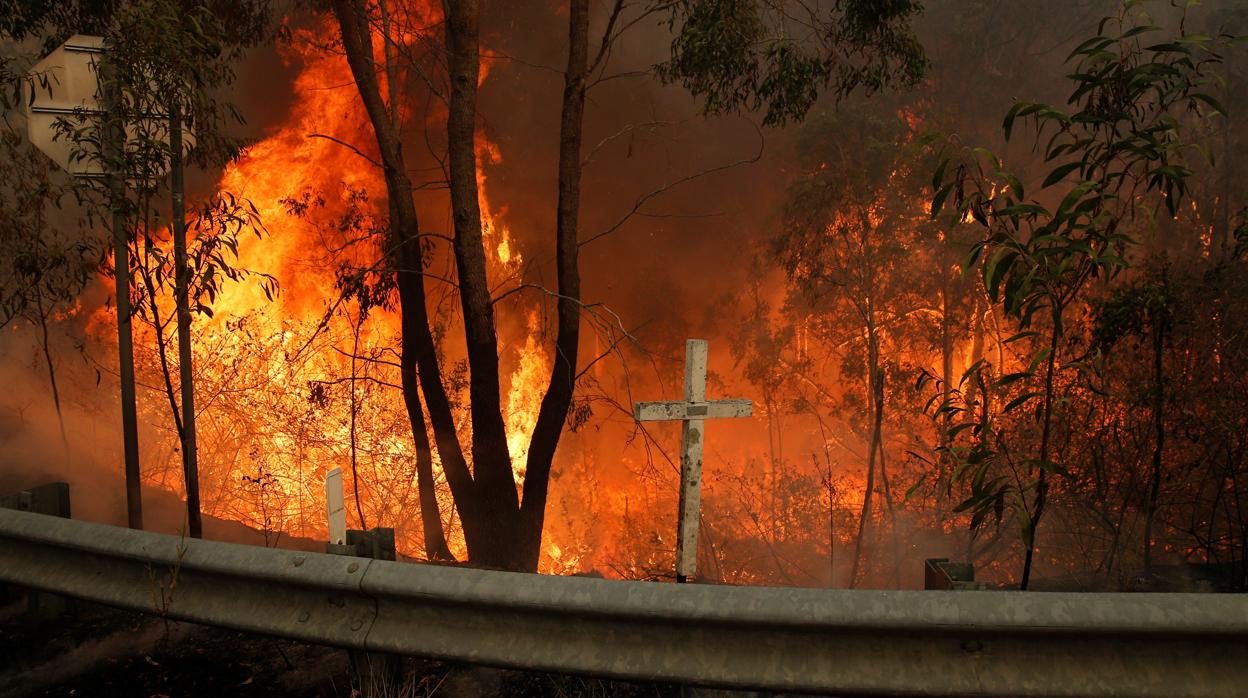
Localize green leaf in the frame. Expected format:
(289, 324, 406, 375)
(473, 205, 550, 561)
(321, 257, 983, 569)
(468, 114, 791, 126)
(994, 371, 1033, 387)
(972, 147, 1001, 170)
(1015, 491, 1032, 541)
(1120, 24, 1162, 39)
(1003, 330, 1039, 344)
(1042, 161, 1083, 188)
(1191, 92, 1225, 115)
(949, 422, 978, 439)
(1027, 346, 1052, 373)
(954, 493, 984, 513)
(984, 249, 1017, 300)
(931, 183, 954, 219)
(932, 158, 949, 190)
(1003, 102, 1024, 141)
(999, 171, 1025, 200)
(1003, 392, 1042, 413)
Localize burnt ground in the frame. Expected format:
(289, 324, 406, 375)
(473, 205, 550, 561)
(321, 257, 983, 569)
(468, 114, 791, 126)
(0, 587, 777, 698)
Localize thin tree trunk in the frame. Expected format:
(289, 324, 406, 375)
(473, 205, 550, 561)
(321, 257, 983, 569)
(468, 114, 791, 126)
(940, 274, 952, 452)
(516, 0, 589, 571)
(139, 238, 185, 457)
(103, 53, 143, 531)
(766, 385, 779, 540)
(1020, 311, 1061, 590)
(33, 284, 69, 454)
(874, 377, 901, 587)
(965, 292, 986, 407)
(850, 336, 883, 588)
(170, 104, 202, 539)
(405, 376, 453, 560)
(348, 313, 366, 530)
(1143, 303, 1166, 571)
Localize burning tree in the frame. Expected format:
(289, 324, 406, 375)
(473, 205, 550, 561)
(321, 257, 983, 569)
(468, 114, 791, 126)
(327, 0, 926, 571)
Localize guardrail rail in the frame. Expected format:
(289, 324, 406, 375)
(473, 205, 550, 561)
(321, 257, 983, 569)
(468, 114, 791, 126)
(1, 507, 1245, 697)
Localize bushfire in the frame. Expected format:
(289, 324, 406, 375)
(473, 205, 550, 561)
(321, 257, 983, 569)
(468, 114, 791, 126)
(2, 0, 1246, 596)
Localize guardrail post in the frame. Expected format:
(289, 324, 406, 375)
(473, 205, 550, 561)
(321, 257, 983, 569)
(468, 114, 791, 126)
(330, 527, 400, 694)
(0, 483, 73, 618)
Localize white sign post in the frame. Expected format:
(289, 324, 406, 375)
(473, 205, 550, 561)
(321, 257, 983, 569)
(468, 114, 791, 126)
(634, 339, 752, 583)
(326, 467, 346, 546)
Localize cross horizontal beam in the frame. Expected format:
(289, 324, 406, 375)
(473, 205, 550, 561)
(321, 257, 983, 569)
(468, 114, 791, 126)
(634, 399, 752, 422)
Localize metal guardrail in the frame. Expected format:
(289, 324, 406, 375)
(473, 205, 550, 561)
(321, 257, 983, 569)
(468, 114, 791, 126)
(1, 507, 1246, 697)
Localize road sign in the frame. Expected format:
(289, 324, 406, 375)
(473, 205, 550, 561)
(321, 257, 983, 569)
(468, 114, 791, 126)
(24, 34, 194, 178)
(24, 34, 107, 176)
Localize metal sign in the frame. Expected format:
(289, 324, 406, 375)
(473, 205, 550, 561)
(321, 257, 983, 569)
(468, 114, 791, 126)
(24, 34, 194, 178)
(24, 34, 107, 176)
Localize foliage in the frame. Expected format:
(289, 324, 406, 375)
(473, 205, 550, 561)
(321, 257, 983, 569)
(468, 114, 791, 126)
(0, 129, 101, 330)
(923, 2, 1232, 586)
(130, 192, 276, 324)
(655, 0, 927, 125)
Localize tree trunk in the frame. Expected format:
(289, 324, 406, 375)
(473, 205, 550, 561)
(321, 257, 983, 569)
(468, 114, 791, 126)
(849, 331, 883, 588)
(170, 103, 203, 539)
(443, 0, 523, 570)
(335, 0, 589, 571)
(1020, 312, 1061, 590)
(404, 376, 454, 560)
(874, 373, 900, 587)
(940, 273, 953, 452)
(1143, 304, 1166, 571)
(348, 314, 366, 530)
(33, 284, 69, 454)
(330, 0, 468, 558)
(103, 52, 143, 531)
(516, 0, 589, 571)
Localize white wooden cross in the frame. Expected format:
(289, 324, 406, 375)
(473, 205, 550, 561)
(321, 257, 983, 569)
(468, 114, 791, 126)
(634, 339, 752, 582)
(325, 467, 346, 546)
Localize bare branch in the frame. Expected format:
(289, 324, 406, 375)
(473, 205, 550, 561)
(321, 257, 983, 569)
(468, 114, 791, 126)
(579, 120, 765, 248)
(306, 132, 382, 169)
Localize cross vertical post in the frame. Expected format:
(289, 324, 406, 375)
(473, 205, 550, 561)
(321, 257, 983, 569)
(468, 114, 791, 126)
(634, 339, 752, 583)
(676, 339, 707, 583)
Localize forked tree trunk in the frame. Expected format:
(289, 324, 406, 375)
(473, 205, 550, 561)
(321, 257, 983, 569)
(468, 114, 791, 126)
(331, 0, 467, 558)
(334, 0, 588, 571)
(443, 0, 524, 569)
